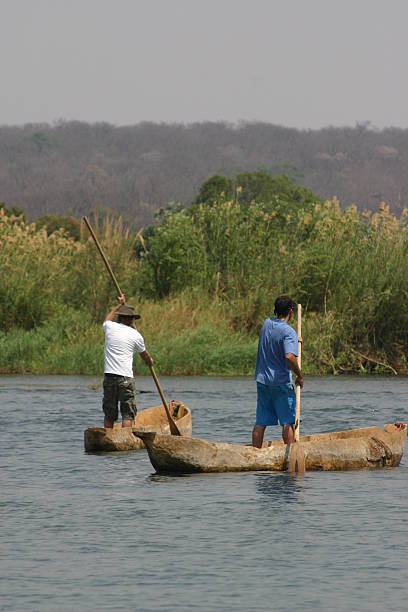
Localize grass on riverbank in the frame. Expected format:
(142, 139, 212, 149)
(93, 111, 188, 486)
(0, 297, 258, 376)
(0, 294, 404, 376)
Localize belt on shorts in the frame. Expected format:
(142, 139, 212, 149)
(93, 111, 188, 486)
(104, 373, 126, 378)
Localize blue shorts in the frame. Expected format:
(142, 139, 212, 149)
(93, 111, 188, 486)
(256, 382, 296, 426)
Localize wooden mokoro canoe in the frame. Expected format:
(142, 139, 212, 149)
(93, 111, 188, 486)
(136, 423, 407, 473)
(84, 401, 192, 452)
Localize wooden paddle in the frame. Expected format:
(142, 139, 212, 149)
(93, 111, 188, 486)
(83, 216, 182, 436)
(288, 303, 306, 473)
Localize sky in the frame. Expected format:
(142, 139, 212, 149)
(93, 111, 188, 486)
(1, 0, 408, 129)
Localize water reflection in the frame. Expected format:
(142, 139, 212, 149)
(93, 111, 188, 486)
(255, 472, 305, 505)
(148, 472, 190, 482)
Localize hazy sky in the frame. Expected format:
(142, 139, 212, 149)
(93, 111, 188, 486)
(1, 0, 407, 129)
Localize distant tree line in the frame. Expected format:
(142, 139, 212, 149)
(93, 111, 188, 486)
(1, 120, 408, 226)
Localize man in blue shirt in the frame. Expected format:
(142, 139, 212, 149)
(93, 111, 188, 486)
(252, 295, 304, 448)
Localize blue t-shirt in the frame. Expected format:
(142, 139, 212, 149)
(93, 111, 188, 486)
(255, 318, 298, 386)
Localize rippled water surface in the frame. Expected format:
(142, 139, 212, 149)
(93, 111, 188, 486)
(1, 375, 408, 611)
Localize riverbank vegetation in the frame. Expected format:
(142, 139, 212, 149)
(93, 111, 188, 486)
(1, 173, 407, 376)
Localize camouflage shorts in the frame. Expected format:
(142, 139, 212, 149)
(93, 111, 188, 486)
(102, 374, 137, 423)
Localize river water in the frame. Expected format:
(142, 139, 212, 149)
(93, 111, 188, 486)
(1, 375, 408, 611)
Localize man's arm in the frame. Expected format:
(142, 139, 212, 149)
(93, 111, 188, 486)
(104, 294, 125, 322)
(285, 353, 304, 388)
(139, 350, 153, 367)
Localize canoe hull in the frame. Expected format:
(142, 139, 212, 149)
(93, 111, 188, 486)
(138, 424, 407, 473)
(84, 402, 192, 452)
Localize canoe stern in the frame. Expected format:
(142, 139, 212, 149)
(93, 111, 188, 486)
(84, 402, 192, 453)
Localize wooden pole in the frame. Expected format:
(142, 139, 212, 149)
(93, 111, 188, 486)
(83, 216, 122, 296)
(294, 303, 302, 442)
(149, 366, 182, 436)
(288, 303, 305, 473)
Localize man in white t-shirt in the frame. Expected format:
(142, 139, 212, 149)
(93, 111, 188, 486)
(102, 294, 153, 428)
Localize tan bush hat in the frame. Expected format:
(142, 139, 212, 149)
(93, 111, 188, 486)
(116, 304, 141, 319)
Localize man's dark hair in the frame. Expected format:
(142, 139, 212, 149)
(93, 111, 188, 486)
(274, 295, 296, 317)
(117, 315, 134, 326)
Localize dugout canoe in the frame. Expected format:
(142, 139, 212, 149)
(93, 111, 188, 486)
(84, 401, 192, 452)
(136, 423, 407, 473)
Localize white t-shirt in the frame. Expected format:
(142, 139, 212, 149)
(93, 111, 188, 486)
(103, 320, 146, 377)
